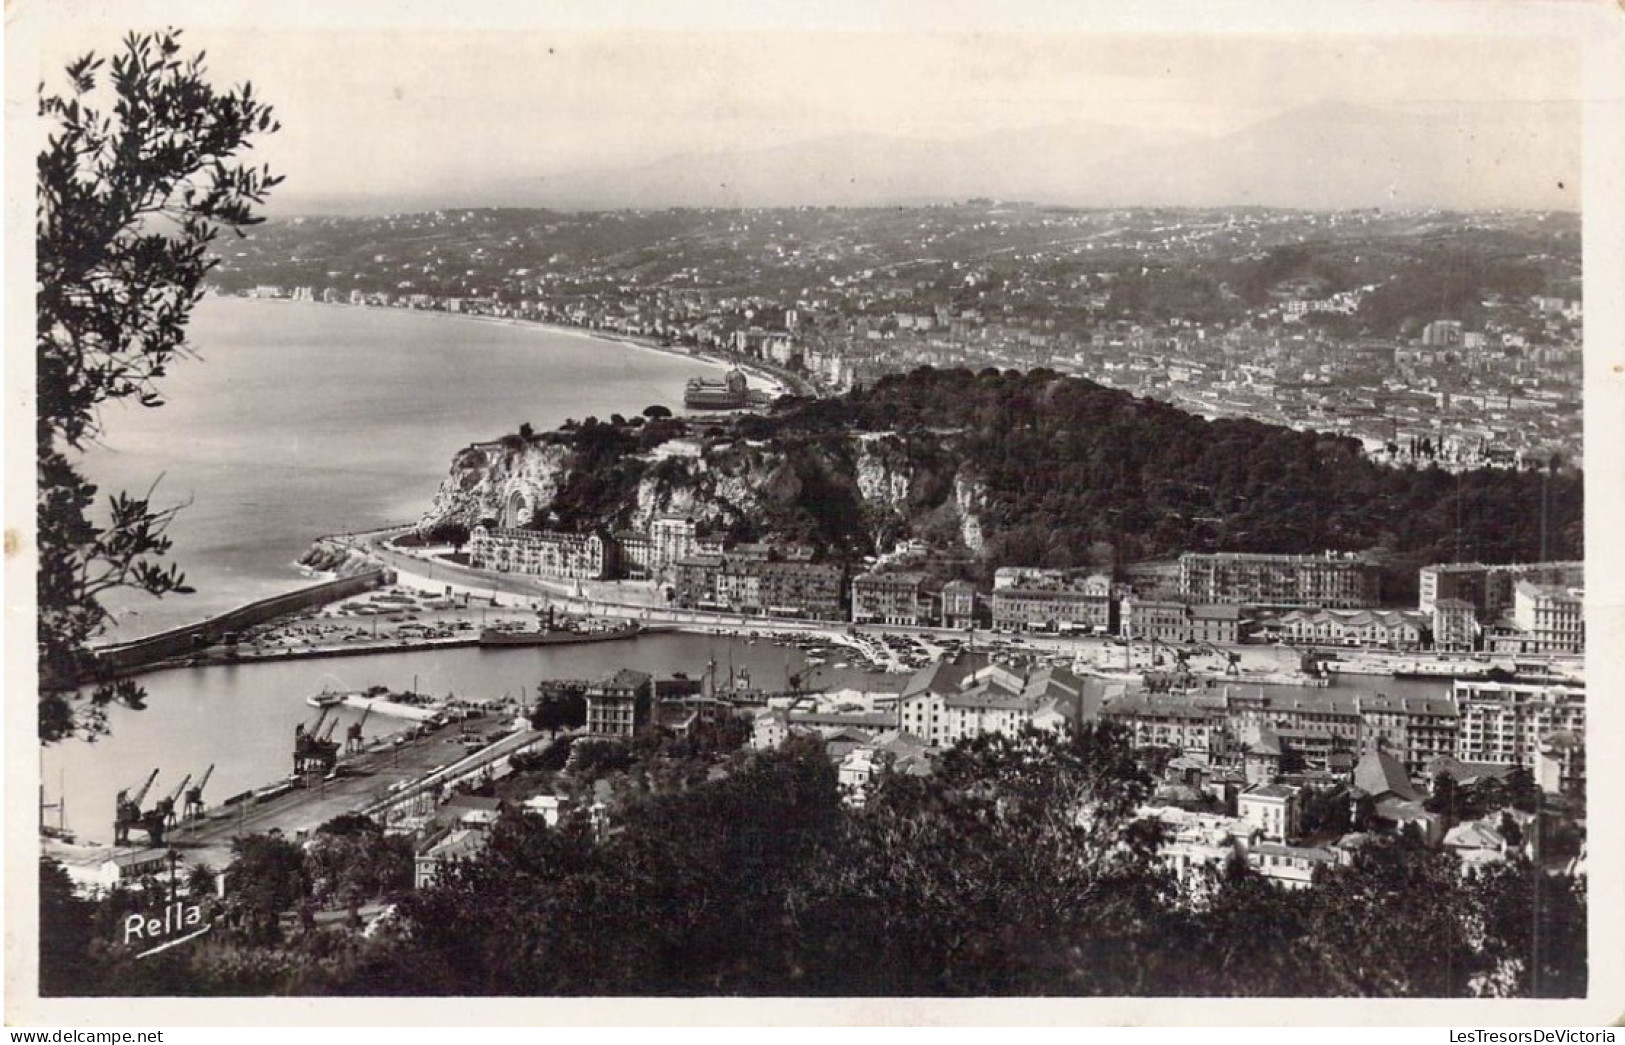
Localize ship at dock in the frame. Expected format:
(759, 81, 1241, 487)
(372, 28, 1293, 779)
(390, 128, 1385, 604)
(476, 619, 646, 647)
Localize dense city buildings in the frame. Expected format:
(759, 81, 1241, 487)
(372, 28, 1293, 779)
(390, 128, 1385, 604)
(1418, 561, 1584, 617)
(212, 206, 1583, 474)
(671, 551, 844, 620)
(1418, 561, 1586, 653)
(1102, 684, 1461, 779)
(1502, 581, 1585, 654)
(896, 655, 1096, 747)
(619, 515, 700, 582)
(1100, 691, 1228, 762)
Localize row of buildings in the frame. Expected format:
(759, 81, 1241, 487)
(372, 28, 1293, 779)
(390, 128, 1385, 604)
(673, 545, 846, 620)
(1097, 676, 1584, 793)
(464, 522, 1583, 654)
(578, 646, 1584, 800)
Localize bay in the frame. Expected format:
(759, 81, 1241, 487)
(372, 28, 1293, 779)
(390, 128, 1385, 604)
(79, 296, 728, 639)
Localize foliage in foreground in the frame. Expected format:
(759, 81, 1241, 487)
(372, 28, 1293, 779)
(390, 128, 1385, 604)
(37, 30, 281, 741)
(44, 726, 1585, 998)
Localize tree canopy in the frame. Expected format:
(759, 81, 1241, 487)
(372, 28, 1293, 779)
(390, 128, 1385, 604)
(37, 29, 281, 741)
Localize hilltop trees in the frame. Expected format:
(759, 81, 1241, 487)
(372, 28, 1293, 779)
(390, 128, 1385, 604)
(461, 366, 1580, 589)
(37, 29, 281, 741)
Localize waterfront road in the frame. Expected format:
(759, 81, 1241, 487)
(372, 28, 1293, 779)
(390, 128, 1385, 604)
(316, 529, 1584, 683)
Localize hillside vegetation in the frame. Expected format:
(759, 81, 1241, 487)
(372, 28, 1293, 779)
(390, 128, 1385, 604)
(425, 367, 1580, 602)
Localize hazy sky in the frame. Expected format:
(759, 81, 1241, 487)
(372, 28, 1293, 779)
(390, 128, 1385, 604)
(25, 7, 1588, 211)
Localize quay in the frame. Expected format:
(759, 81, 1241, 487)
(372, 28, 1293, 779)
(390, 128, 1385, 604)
(315, 691, 447, 722)
(155, 716, 552, 869)
(87, 568, 395, 677)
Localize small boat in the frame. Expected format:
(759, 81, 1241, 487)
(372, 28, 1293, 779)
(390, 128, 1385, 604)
(306, 690, 347, 708)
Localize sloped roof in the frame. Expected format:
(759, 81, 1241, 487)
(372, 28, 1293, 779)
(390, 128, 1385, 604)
(1354, 745, 1420, 802)
(426, 828, 487, 861)
(1374, 796, 1436, 825)
(604, 668, 652, 691)
(900, 654, 986, 700)
(1541, 730, 1582, 751)
(1444, 821, 1506, 851)
(1424, 754, 1515, 786)
(944, 682, 1034, 712)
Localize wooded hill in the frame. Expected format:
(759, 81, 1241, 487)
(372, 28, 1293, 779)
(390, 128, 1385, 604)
(498, 367, 1580, 604)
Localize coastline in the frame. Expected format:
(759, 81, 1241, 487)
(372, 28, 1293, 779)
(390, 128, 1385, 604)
(224, 294, 793, 399)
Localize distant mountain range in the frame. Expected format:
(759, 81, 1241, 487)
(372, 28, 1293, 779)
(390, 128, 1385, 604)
(282, 101, 1580, 215)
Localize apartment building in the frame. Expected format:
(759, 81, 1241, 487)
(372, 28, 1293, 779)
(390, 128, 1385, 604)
(670, 550, 844, 619)
(852, 571, 935, 626)
(1180, 551, 1380, 609)
(1101, 691, 1228, 764)
(990, 570, 1113, 633)
(1454, 679, 1585, 792)
(584, 669, 654, 738)
(1506, 581, 1584, 654)
(467, 525, 614, 581)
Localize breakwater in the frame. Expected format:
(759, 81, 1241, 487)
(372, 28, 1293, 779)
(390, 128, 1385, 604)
(91, 568, 396, 674)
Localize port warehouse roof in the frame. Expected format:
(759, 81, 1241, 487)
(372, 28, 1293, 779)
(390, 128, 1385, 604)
(1268, 608, 1428, 626)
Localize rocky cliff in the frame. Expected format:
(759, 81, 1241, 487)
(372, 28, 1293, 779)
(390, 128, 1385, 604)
(416, 425, 982, 559)
(419, 439, 574, 531)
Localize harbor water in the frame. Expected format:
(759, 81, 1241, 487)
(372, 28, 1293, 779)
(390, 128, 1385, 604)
(41, 632, 812, 842)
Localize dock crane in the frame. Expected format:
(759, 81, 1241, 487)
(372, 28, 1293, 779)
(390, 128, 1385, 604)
(346, 705, 372, 754)
(114, 769, 159, 846)
(183, 765, 214, 821)
(294, 706, 342, 775)
(1199, 642, 1243, 676)
(137, 774, 189, 846)
(154, 773, 190, 828)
